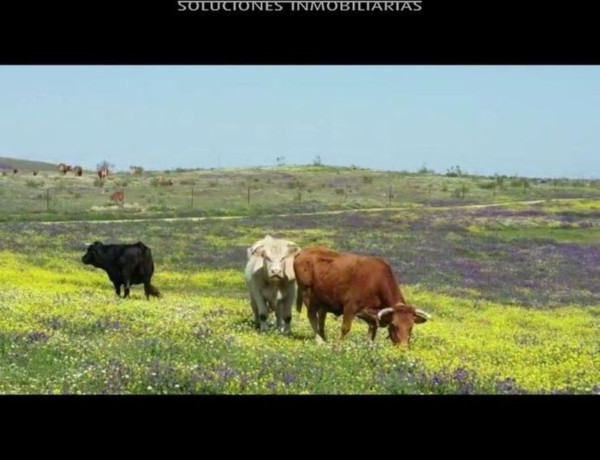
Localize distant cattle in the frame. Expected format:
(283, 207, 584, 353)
(245, 235, 301, 334)
(154, 175, 173, 186)
(12, 168, 18, 175)
(110, 190, 125, 205)
(97, 168, 109, 179)
(58, 163, 72, 174)
(81, 241, 161, 299)
(73, 166, 83, 176)
(33, 170, 39, 176)
(294, 247, 430, 348)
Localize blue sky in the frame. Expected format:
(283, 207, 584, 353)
(1, 66, 599, 178)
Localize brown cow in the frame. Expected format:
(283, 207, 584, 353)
(12, 168, 18, 175)
(33, 170, 39, 176)
(58, 163, 71, 174)
(73, 165, 83, 176)
(155, 175, 173, 186)
(98, 168, 109, 179)
(294, 247, 430, 348)
(110, 190, 124, 205)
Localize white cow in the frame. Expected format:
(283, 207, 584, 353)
(245, 235, 301, 334)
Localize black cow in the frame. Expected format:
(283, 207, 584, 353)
(82, 241, 161, 299)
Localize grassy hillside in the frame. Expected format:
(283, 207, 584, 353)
(0, 156, 59, 172)
(1, 163, 599, 222)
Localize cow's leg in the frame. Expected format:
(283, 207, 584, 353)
(307, 305, 325, 344)
(113, 281, 121, 297)
(122, 269, 132, 299)
(143, 281, 152, 300)
(317, 307, 327, 342)
(279, 288, 295, 335)
(275, 299, 283, 331)
(340, 308, 356, 341)
(357, 312, 378, 343)
(251, 287, 270, 333)
(250, 296, 260, 329)
(368, 324, 377, 342)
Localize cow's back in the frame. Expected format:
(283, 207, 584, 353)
(295, 247, 403, 312)
(118, 243, 154, 281)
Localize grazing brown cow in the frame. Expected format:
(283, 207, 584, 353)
(294, 247, 430, 348)
(58, 163, 70, 174)
(155, 175, 173, 186)
(12, 168, 18, 175)
(110, 190, 124, 205)
(33, 170, 39, 176)
(98, 168, 109, 179)
(73, 165, 83, 176)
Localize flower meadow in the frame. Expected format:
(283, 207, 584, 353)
(0, 199, 599, 394)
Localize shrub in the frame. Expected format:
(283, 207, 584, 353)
(478, 181, 496, 190)
(25, 180, 43, 188)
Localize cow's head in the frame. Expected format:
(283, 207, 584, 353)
(250, 238, 301, 282)
(82, 241, 104, 266)
(377, 304, 431, 349)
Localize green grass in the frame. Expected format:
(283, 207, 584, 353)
(478, 227, 600, 244)
(0, 254, 598, 394)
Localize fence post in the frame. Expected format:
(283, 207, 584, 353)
(388, 186, 392, 206)
(247, 186, 251, 205)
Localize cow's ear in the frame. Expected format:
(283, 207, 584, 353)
(251, 245, 265, 257)
(286, 243, 301, 257)
(250, 253, 264, 275)
(284, 255, 296, 281)
(89, 241, 102, 253)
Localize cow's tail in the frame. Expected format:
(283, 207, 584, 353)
(138, 242, 160, 298)
(147, 284, 161, 298)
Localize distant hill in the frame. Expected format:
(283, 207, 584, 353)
(0, 157, 59, 172)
